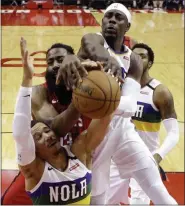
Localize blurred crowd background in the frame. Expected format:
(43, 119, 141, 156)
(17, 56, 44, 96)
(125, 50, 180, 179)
(1, 0, 184, 10)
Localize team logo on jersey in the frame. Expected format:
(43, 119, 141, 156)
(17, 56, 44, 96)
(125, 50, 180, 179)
(48, 167, 53, 171)
(140, 91, 149, 95)
(123, 56, 129, 61)
(69, 163, 80, 171)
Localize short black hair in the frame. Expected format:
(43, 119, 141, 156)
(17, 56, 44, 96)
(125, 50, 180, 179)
(46, 43, 75, 56)
(31, 120, 50, 128)
(132, 43, 155, 64)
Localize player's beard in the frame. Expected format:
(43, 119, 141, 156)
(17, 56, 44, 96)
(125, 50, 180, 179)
(45, 69, 72, 106)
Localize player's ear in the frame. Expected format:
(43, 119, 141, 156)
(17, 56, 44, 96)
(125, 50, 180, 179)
(125, 23, 131, 33)
(148, 61, 153, 69)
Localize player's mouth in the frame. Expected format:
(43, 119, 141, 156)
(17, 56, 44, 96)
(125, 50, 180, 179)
(106, 25, 117, 34)
(48, 140, 57, 147)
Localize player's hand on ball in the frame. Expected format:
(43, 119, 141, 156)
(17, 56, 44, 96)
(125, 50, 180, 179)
(56, 54, 88, 90)
(20, 37, 34, 80)
(81, 60, 103, 71)
(102, 56, 123, 79)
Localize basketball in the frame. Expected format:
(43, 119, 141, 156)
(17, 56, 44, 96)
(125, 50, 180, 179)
(72, 70, 121, 119)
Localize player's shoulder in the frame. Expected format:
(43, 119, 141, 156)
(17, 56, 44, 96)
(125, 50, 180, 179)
(154, 83, 174, 103)
(129, 51, 143, 73)
(82, 32, 104, 43)
(32, 84, 48, 107)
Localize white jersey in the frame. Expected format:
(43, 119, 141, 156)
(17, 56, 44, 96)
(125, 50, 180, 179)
(132, 79, 162, 153)
(97, 32, 132, 78)
(27, 146, 92, 205)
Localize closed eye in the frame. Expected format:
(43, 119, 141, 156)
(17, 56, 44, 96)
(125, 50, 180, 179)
(35, 132, 41, 140)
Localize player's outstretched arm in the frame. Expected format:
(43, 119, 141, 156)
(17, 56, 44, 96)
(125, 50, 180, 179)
(13, 37, 42, 180)
(32, 86, 80, 138)
(84, 114, 113, 153)
(153, 84, 179, 163)
(78, 33, 122, 78)
(71, 114, 113, 165)
(78, 33, 109, 62)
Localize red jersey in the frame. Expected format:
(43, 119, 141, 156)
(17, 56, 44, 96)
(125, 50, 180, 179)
(43, 82, 91, 144)
(124, 36, 132, 49)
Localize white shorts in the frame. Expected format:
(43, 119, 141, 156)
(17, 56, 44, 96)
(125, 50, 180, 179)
(105, 162, 130, 204)
(92, 116, 154, 196)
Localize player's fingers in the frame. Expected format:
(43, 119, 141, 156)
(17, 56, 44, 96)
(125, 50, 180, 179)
(67, 64, 81, 89)
(20, 37, 27, 58)
(117, 76, 124, 84)
(24, 50, 29, 66)
(101, 61, 109, 72)
(76, 61, 88, 77)
(56, 67, 65, 86)
(70, 64, 82, 89)
(64, 65, 73, 90)
(72, 76, 79, 90)
(107, 69, 111, 74)
(96, 61, 104, 70)
(78, 65, 88, 77)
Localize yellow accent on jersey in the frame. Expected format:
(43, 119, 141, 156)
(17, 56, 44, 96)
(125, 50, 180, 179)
(133, 119, 161, 132)
(72, 193, 91, 205)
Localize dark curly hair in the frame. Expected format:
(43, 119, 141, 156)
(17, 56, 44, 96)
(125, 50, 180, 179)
(46, 43, 74, 56)
(31, 120, 51, 128)
(132, 43, 155, 64)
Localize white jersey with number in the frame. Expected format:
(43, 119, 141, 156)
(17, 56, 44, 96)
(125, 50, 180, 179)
(91, 33, 155, 198)
(97, 32, 132, 79)
(132, 79, 162, 153)
(27, 146, 92, 205)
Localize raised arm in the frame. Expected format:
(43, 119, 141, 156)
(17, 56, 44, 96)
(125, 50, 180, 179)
(78, 33, 110, 62)
(78, 33, 122, 78)
(13, 37, 41, 180)
(71, 114, 113, 165)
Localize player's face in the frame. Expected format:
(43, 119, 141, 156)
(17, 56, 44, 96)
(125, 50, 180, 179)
(45, 48, 72, 105)
(133, 48, 150, 71)
(102, 11, 129, 39)
(46, 48, 68, 77)
(31, 123, 61, 159)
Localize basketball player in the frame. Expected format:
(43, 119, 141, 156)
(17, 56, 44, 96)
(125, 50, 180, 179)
(1, 39, 97, 205)
(2, 32, 177, 206)
(106, 43, 179, 205)
(12, 37, 114, 205)
(64, 3, 177, 204)
(57, 4, 143, 118)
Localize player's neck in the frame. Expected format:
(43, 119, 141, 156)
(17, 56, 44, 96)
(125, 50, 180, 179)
(141, 71, 152, 88)
(106, 37, 124, 52)
(47, 148, 68, 171)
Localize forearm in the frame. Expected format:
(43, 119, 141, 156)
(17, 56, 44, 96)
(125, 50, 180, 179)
(155, 118, 179, 159)
(51, 103, 80, 137)
(86, 114, 112, 152)
(79, 34, 110, 62)
(115, 77, 141, 117)
(13, 86, 35, 166)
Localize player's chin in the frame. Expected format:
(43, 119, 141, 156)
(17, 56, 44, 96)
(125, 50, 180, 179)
(49, 141, 61, 152)
(104, 32, 117, 38)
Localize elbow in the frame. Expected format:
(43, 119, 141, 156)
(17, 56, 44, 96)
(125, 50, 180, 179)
(81, 34, 91, 47)
(115, 96, 137, 117)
